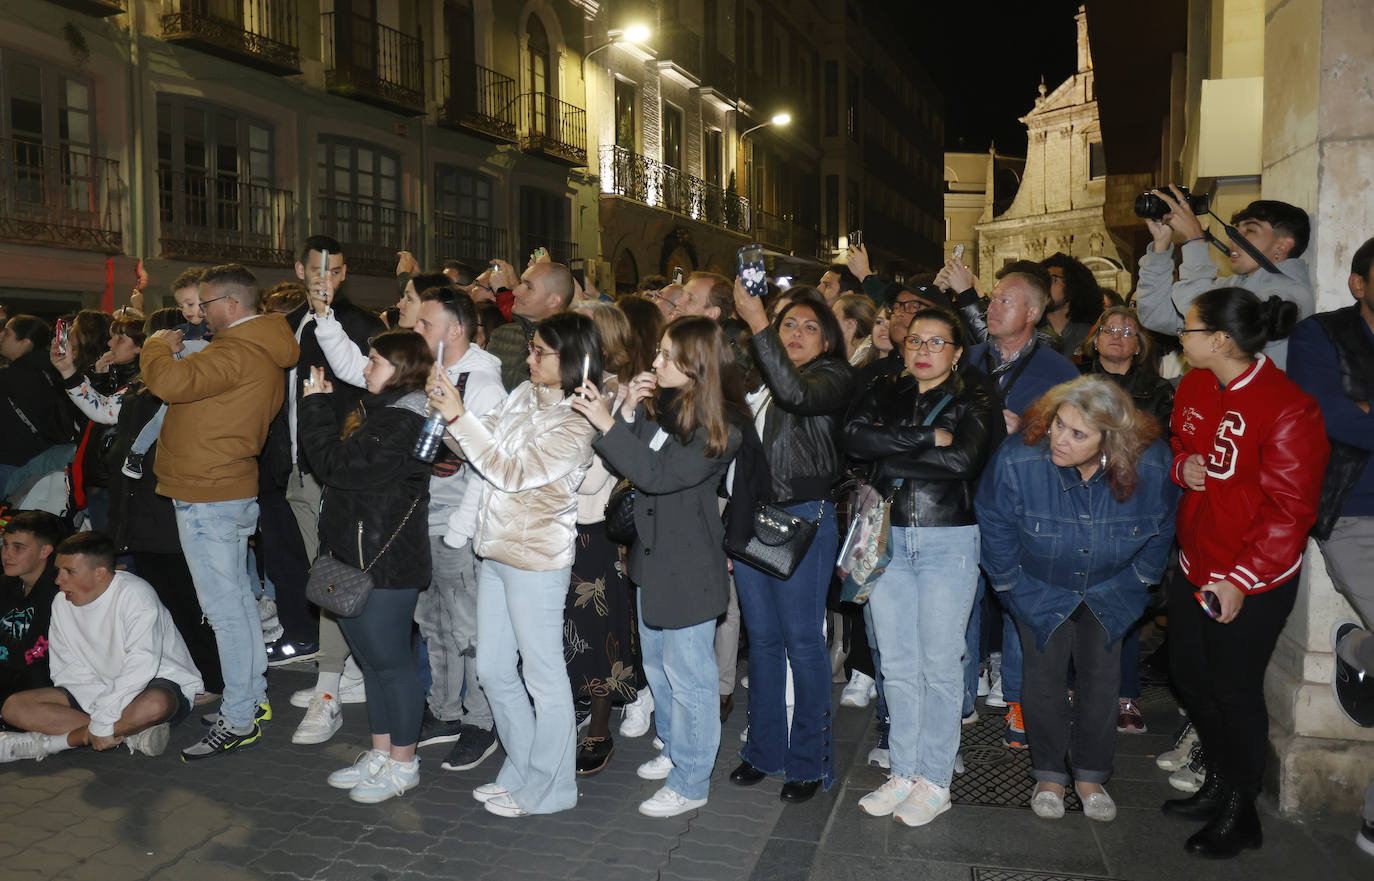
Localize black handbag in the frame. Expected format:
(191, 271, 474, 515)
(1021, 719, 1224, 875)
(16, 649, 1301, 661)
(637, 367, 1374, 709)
(604, 478, 638, 546)
(306, 496, 420, 618)
(726, 501, 824, 580)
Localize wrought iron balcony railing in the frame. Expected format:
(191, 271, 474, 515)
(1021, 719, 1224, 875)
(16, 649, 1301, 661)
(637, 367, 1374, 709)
(599, 146, 749, 234)
(160, 0, 300, 75)
(44, 0, 125, 16)
(516, 92, 587, 167)
(751, 208, 820, 258)
(157, 169, 294, 265)
(0, 138, 122, 253)
(433, 213, 508, 266)
(519, 235, 579, 265)
(437, 61, 518, 143)
(322, 12, 425, 116)
(314, 196, 418, 276)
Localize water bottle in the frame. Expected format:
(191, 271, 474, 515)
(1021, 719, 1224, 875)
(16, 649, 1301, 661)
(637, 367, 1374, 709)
(413, 408, 446, 463)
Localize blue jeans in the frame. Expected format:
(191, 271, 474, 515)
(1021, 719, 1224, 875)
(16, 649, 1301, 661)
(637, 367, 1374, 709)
(862, 601, 889, 722)
(338, 587, 423, 746)
(173, 498, 265, 729)
(734, 499, 836, 788)
(869, 525, 980, 787)
(638, 593, 720, 800)
(1000, 603, 1023, 704)
(962, 575, 987, 715)
(475, 560, 577, 815)
(131, 403, 167, 456)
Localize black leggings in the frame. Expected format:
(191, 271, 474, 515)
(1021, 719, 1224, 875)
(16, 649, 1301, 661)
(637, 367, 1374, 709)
(1166, 570, 1297, 796)
(338, 587, 423, 747)
(132, 552, 224, 694)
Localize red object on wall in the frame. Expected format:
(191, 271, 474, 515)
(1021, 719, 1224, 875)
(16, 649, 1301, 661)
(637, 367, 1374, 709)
(102, 257, 115, 313)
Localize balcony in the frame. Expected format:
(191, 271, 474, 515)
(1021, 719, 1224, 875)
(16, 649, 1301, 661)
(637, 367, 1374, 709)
(656, 27, 701, 85)
(751, 209, 819, 258)
(437, 61, 518, 144)
(160, 0, 300, 76)
(599, 145, 749, 234)
(322, 12, 425, 117)
(703, 50, 736, 95)
(433, 213, 508, 266)
(516, 92, 587, 167)
(520, 235, 579, 265)
(0, 138, 122, 254)
(44, 0, 125, 15)
(315, 196, 418, 276)
(157, 169, 294, 265)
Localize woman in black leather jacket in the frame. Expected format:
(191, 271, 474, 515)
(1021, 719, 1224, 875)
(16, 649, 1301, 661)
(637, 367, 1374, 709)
(299, 330, 433, 805)
(1075, 307, 1175, 433)
(843, 308, 998, 825)
(728, 283, 854, 804)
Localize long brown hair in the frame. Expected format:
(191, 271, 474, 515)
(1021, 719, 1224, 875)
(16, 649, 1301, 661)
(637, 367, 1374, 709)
(659, 316, 747, 458)
(1020, 375, 1160, 501)
(576, 301, 635, 384)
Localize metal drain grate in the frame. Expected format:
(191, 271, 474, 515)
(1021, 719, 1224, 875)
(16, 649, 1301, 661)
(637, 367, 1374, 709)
(952, 709, 1081, 811)
(971, 870, 1113, 881)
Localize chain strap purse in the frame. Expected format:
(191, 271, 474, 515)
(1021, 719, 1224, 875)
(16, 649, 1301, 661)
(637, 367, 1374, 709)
(306, 496, 421, 618)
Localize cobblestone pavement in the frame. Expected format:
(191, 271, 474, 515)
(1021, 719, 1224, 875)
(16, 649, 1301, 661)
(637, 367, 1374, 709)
(1, 665, 1369, 881)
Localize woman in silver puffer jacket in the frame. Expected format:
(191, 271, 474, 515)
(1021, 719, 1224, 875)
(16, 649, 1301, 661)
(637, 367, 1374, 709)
(427, 311, 601, 818)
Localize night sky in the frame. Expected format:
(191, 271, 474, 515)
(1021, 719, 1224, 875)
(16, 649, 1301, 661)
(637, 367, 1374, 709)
(887, 0, 1084, 156)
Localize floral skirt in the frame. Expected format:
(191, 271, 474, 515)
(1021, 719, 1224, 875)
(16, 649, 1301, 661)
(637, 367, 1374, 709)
(563, 522, 643, 704)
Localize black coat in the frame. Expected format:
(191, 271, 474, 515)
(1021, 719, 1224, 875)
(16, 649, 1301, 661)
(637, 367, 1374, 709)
(593, 406, 741, 628)
(1078, 357, 1175, 433)
(844, 371, 1000, 527)
(261, 297, 383, 488)
(0, 349, 77, 467)
(103, 383, 181, 555)
(298, 390, 431, 591)
(749, 329, 855, 502)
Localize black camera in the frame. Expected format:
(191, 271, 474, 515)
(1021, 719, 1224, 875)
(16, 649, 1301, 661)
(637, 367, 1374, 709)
(1134, 186, 1209, 221)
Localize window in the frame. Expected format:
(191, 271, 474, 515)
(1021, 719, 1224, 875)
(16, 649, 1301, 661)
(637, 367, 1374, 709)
(824, 61, 837, 137)
(527, 14, 550, 96)
(2, 52, 96, 212)
(316, 135, 402, 249)
(519, 186, 570, 258)
(435, 164, 495, 261)
(1089, 140, 1107, 179)
(825, 174, 839, 237)
(846, 70, 860, 142)
(157, 96, 274, 243)
(704, 128, 722, 187)
(662, 103, 683, 170)
(614, 79, 637, 150)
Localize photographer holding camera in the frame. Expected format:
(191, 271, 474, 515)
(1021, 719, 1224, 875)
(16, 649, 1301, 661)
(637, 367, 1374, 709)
(1131, 186, 1314, 369)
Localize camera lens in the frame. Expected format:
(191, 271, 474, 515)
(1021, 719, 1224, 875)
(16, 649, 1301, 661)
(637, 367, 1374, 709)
(1134, 192, 1166, 221)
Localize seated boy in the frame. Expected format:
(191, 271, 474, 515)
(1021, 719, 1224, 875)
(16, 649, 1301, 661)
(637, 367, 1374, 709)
(0, 531, 202, 761)
(0, 511, 65, 707)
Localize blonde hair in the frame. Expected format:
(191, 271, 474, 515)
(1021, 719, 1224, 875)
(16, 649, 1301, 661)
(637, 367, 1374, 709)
(576, 301, 634, 384)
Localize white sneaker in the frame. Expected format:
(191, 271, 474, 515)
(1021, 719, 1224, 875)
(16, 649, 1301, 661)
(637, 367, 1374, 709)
(472, 782, 508, 804)
(867, 745, 890, 769)
(484, 792, 527, 817)
(962, 709, 979, 726)
(639, 785, 707, 818)
(0, 732, 48, 763)
(636, 753, 674, 780)
(894, 780, 951, 827)
(1155, 721, 1198, 771)
(350, 758, 419, 804)
(289, 660, 367, 708)
(986, 671, 1006, 708)
(652, 736, 664, 751)
(1168, 744, 1206, 792)
(328, 749, 389, 789)
(124, 722, 170, 757)
(292, 693, 343, 745)
(619, 691, 654, 738)
(739, 725, 749, 743)
(840, 670, 876, 708)
(977, 669, 991, 698)
(740, 674, 749, 689)
(257, 595, 284, 643)
(859, 775, 920, 817)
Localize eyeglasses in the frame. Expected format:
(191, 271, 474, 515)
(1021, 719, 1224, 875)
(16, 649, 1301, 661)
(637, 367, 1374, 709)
(646, 291, 678, 306)
(527, 343, 559, 362)
(892, 300, 931, 314)
(1097, 326, 1138, 339)
(198, 295, 230, 311)
(903, 335, 953, 353)
(1176, 327, 1211, 340)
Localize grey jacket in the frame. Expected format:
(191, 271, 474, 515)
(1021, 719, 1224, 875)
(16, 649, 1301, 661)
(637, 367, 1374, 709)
(593, 413, 741, 629)
(1132, 239, 1314, 370)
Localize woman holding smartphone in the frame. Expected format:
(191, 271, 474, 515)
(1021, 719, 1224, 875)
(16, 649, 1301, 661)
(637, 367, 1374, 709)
(1163, 288, 1327, 858)
(426, 312, 600, 818)
(570, 316, 746, 817)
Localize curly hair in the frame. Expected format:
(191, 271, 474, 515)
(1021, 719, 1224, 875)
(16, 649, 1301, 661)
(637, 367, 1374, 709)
(1020, 375, 1160, 501)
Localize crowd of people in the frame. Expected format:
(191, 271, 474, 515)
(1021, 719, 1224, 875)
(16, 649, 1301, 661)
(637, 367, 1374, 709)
(0, 192, 1371, 860)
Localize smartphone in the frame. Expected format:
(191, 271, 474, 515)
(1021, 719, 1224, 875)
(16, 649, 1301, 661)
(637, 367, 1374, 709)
(1194, 589, 1222, 620)
(55, 318, 69, 355)
(531, 247, 548, 264)
(849, 229, 863, 248)
(952, 243, 966, 261)
(672, 267, 684, 286)
(317, 249, 330, 296)
(737, 245, 767, 298)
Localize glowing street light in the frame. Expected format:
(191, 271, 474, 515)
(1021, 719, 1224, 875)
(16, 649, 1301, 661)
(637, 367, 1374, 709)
(584, 24, 652, 68)
(741, 112, 792, 141)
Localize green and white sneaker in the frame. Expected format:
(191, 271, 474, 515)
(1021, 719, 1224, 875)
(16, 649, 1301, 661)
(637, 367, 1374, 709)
(181, 718, 260, 761)
(200, 700, 272, 728)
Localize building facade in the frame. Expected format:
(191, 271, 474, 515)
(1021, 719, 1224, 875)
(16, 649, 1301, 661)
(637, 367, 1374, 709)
(943, 149, 1023, 277)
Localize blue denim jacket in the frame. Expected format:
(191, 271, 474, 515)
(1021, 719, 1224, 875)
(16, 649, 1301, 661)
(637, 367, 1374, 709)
(974, 435, 1180, 649)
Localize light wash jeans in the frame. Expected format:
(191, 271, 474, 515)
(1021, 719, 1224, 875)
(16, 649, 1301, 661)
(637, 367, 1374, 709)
(414, 536, 491, 728)
(638, 592, 720, 801)
(173, 497, 266, 729)
(868, 524, 980, 788)
(476, 559, 577, 815)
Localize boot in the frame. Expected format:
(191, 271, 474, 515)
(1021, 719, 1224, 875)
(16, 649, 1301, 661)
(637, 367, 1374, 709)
(1185, 788, 1262, 858)
(1163, 761, 1225, 820)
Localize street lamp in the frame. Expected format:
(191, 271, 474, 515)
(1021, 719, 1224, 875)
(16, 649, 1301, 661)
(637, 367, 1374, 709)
(583, 24, 651, 70)
(741, 112, 792, 141)
(739, 113, 791, 215)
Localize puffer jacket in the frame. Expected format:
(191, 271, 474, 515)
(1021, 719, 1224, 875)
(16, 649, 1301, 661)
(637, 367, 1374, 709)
(843, 371, 1000, 526)
(445, 381, 596, 571)
(749, 328, 855, 502)
(299, 389, 432, 591)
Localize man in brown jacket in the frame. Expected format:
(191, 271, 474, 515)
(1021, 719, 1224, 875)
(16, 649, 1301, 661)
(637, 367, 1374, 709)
(140, 264, 299, 761)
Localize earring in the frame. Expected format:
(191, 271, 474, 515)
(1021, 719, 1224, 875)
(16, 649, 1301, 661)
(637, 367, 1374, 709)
(1100, 452, 1108, 470)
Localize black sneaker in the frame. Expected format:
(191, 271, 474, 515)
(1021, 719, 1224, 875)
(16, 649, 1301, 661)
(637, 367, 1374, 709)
(1358, 812, 1374, 858)
(265, 637, 320, 668)
(440, 724, 499, 771)
(418, 708, 464, 747)
(181, 719, 261, 761)
(121, 452, 145, 480)
(1332, 621, 1374, 727)
(200, 700, 272, 728)
(576, 736, 614, 775)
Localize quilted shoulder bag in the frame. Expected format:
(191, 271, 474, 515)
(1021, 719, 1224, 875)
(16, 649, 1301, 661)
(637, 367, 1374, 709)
(727, 501, 824, 581)
(604, 478, 638, 545)
(306, 496, 421, 618)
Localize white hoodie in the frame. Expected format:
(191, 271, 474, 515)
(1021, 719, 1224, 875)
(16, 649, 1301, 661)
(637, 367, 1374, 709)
(432, 344, 506, 538)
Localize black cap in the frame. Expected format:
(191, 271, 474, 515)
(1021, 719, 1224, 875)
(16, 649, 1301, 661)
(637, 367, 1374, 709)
(888, 283, 954, 312)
